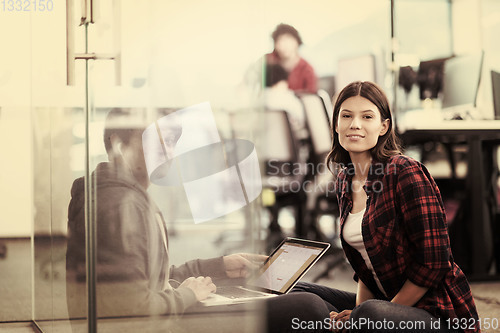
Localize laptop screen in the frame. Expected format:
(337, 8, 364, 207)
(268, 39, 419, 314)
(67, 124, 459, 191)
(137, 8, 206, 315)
(247, 238, 330, 294)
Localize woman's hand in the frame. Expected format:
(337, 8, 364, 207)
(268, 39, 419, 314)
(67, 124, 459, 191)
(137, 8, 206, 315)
(330, 310, 352, 332)
(223, 253, 268, 278)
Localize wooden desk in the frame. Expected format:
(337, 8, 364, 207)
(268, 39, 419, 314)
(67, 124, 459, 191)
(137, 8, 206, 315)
(398, 119, 500, 278)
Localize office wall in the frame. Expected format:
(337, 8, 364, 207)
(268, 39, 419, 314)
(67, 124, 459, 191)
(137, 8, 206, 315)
(0, 109, 33, 237)
(452, 0, 500, 118)
(479, 0, 500, 118)
(0, 14, 33, 237)
(452, 0, 482, 55)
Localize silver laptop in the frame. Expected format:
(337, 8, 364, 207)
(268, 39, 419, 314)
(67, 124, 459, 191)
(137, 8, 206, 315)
(200, 237, 330, 306)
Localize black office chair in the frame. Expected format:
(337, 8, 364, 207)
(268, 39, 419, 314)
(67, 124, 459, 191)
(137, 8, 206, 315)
(298, 93, 334, 219)
(317, 89, 334, 125)
(296, 92, 346, 281)
(228, 109, 308, 251)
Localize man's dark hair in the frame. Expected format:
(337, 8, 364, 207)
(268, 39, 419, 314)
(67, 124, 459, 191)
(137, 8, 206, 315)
(265, 63, 289, 87)
(103, 108, 146, 155)
(271, 23, 303, 45)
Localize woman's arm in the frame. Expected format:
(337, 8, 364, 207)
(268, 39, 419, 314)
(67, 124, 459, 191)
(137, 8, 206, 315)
(356, 279, 375, 305)
(331, 280, 375, 329)
(391, 279, 429, 306)
(396, 160, 451, 288)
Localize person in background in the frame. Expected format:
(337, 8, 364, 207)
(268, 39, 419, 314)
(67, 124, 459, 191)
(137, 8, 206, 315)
(266, 23, 317, 94)
(292, 81, 480, 332)
(263, 62, 306, 137)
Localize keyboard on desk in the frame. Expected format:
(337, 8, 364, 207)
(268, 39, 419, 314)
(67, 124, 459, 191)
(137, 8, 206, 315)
(215, 286, 269, 299)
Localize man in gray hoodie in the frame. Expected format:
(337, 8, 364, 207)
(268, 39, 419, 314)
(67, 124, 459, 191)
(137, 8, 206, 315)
(65, 108, 265, 321)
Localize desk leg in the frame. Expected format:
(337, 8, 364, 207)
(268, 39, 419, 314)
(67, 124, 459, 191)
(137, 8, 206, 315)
(443, 143, 457, 181)
(467, 137, 493, 276)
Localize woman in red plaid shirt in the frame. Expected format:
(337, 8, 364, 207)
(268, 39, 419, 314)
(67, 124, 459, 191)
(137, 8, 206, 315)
(293, 81, 480, 332)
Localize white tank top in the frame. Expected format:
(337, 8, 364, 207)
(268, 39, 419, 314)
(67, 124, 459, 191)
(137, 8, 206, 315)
(343, 208, 387, 297)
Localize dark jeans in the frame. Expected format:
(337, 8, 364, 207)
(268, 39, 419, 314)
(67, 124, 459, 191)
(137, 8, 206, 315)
(266, 292, 331, 333)
(290, 282, 461, 333)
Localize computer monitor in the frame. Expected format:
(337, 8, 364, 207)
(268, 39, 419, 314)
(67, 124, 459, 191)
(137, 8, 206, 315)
(416, 57, 448, 100)
(441, 52, 484, 109)
(491, 70, 500, 120)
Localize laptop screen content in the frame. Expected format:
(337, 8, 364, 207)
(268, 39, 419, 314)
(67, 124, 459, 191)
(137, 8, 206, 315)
(247, 238, 329, 294)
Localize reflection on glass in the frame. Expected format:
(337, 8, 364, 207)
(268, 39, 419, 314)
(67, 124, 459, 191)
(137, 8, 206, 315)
(33, 107, 83, 332)
(65, 108, 263, 331)
(142, 103, 262, 223)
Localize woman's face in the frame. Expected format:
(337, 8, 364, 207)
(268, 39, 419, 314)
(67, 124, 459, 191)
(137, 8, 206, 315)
(335, 95, 389, 157)
(274, 33, 299, 60)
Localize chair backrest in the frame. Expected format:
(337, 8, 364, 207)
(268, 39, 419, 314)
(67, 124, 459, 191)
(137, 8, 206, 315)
(228, 109, 300, 177)
(317, 89, 334, 125)
(297, 93, 332, 161)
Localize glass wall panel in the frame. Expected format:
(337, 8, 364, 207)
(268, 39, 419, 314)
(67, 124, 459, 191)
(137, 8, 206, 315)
(395, 0, 452, 60)
(0, 15, 33, 317)
(84, 1, 267, 330)
(4, 0, 497, 332)
(480, 0, 500, 275)
(26, 1, 392, 332)
(30, 2, 88, 331)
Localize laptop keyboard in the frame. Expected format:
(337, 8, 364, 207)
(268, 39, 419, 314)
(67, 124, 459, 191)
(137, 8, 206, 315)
(216, 286, 268, 299)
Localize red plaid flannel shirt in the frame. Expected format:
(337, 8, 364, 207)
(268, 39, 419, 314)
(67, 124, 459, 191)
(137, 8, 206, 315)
(336, 155, 480, 332)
